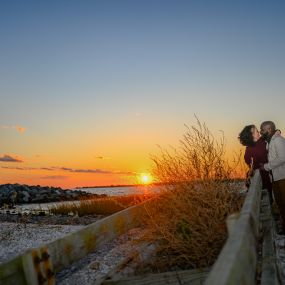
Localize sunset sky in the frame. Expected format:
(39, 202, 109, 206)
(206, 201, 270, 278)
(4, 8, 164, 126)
(1, 0, 285, 188)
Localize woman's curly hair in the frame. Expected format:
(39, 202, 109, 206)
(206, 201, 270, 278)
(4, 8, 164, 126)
(238, 125, 255, 146)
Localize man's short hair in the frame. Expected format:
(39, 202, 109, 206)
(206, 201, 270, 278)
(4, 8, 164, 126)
(260, 121, 276, 130)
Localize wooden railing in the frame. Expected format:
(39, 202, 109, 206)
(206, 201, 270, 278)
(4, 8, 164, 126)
(205, 171, 267, 285)
(0, 201, 147, 285)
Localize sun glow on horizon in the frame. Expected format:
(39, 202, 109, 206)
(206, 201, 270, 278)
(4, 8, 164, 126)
(139, 173, 153, 185)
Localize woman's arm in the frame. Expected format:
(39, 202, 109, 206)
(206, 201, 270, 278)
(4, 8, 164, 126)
(244, 148, 253, 166)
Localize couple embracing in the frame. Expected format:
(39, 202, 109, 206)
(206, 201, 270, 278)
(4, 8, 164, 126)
(239, 121, 285, 232)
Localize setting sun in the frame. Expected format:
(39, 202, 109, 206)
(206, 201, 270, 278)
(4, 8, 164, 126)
(139, 173, 153, 184)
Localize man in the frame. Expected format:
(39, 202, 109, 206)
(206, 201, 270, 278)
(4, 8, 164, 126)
(261, 121, 285, 231)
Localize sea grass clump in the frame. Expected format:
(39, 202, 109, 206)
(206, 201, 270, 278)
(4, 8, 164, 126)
(139, 118, 244, 271)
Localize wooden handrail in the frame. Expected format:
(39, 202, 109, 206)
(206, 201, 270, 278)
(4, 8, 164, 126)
(205, 171, 262, 285)
(0, 201, 148, 285)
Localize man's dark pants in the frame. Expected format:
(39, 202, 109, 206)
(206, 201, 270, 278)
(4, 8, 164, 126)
(273, 179, 285, 231)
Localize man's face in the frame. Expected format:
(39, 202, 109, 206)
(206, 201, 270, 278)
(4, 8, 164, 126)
(260, 124, 273, 140)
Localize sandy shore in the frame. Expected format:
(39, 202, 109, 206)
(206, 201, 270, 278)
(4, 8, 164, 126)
(0, 212, 102, 225)
(0, 212, 103, 264)
(0, 222, 85, 263)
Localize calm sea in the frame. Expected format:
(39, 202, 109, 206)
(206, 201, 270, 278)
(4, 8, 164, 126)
(76, 185, 159, 196)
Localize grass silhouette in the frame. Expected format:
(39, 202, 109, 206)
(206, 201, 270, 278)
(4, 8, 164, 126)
(49, 194, 154, 216)
(137, 118, 244, 271)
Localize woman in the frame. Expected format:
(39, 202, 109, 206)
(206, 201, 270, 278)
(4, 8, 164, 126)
(238, 125, 273, 203)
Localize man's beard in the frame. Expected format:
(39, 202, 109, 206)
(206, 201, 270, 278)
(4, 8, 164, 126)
(261, 132, 270, 142)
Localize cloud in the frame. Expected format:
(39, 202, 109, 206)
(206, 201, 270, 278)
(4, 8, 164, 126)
(1, 165, 136, 176)
(55, 167, 136, 175)
(15, 126, 26, 133)
(40, 167, 55, 171)
(1, 125, 9, 129)
(0, 155, 23, 163)
(112, 170, 137, 175)
(1, 166, 33, 170)
(1, 125, 26, 133)
(94, 156, 111, 160)
(41, 175, 68, 180)
(1, 166, 42, 170)
(55, 167, 113, 174)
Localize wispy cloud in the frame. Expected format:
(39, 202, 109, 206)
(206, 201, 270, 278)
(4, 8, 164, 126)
(41, 175, 68, 180)
(56, 167, 112, 173)
(1, 125, 26, 133)
(53, 167, 134, 175)
(16, 126, 26, 133)
(1, 166, 47, 171)
(0, 155, 24, 163)
(1, 165, 136, 176)
(112, 170, 136, 175)
(1, 166, 57, 171)
(94, 156, 111, 160)
(2, 166, 32, 171)
(1, 125, 9, 129)
(40, 167, 55, 171)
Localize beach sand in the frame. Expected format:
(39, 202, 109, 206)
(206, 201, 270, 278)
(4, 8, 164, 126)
(0, 222, 84, 263)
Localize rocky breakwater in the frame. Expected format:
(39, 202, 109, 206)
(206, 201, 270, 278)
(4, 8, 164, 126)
(0, 184, 106, 206)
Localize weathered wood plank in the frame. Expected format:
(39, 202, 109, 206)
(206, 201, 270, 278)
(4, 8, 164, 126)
(226, 212, 239, 235)
(101, 268, 209, 285)
(0, 256, 26, 285)
(205, 171, 262, 285)
(94, 242, 156, 285)
(260, 190, 279, 285)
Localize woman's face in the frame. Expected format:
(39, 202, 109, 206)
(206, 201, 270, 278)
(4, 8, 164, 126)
(251, 127, 260, 142)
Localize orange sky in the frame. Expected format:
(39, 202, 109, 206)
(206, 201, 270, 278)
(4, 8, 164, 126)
(1, 120, 285, 188)
(0, 121, 273, 188)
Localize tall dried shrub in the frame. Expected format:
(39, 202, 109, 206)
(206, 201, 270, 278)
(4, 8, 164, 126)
(139, 118, 244, 271)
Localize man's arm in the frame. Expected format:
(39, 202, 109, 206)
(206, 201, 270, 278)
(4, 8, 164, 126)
(264, 137, 285, 171)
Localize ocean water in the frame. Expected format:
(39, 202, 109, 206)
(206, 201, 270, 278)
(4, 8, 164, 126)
(76, 185, 158, 196)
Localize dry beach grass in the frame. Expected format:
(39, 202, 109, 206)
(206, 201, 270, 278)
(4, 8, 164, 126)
(137, 119, 245, 271)
(49, 194, 154, 216)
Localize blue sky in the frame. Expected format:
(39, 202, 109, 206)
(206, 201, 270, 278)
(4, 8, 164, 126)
(0, 0, 285, 186)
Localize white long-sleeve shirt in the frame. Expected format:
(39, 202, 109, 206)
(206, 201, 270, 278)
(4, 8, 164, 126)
(264, 133, 285, 181)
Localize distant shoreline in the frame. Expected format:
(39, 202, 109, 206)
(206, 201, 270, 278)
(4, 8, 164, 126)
(76, 185, 137, 189)
(75, 182, 163, 189)
(75, 179, 244, 189)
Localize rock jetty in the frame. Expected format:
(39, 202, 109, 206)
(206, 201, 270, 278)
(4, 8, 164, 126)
(0, 184, 106, 206)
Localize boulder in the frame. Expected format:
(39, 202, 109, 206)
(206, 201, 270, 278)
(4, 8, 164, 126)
(22, 191, 31, 203)
(0, 183, 97, 205)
